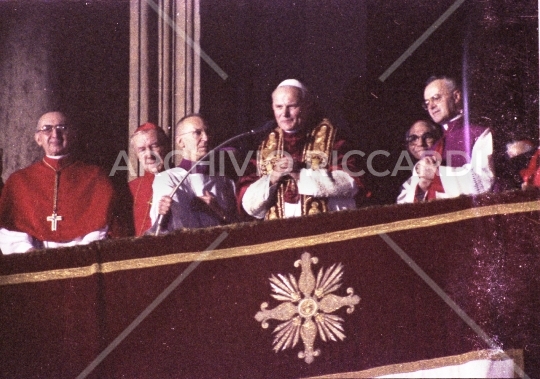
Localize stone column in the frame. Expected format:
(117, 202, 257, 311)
(0, 5, 57, 181)
(129, 0, 201, 179)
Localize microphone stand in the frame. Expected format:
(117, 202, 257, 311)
(154, 121, 275, 236)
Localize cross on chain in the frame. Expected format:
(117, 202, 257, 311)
(46, 212, 63, 231)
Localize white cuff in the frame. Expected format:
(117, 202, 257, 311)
(242, 176, 275, 219)
(298, 169, 357, 197)
(0, 228, 35, 254)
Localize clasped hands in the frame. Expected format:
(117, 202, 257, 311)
(269, 156, 299, 185)
(415, 155, 441, 191)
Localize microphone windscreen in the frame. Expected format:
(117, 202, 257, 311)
(250, 120, 275, 134)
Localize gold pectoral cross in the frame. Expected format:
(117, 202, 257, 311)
(47, 212, 63, 231)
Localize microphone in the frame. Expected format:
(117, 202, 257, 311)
(153, 120, 275, 235)
(248, 120, 275, 135)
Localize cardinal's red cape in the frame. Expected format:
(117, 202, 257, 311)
(128, 170, 155, 236)
(0, 156, 114, 242)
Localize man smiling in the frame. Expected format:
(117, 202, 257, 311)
(397, 120, 442, 203)
(0, 111, 115, 253)
(405, 120, 441, 161)
(239, 79, 366, 219)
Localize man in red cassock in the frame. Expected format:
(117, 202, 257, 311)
(0, 111, 115, 254)
(238, 79, 368, 220)
(128, 122, 170, 236)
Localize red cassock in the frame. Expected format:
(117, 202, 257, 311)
(0, 156, 114, 242)
(128, 170, 155, 236)
(521, 149, 540, 187)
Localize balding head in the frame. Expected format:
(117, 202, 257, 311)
(175, 115, 209, 162)
(34, 111, 74, 156)
(423, 76, 462, 124)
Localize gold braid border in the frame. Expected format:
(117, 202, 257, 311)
(258, 127, 284, 219)
(303, 348, 524, 379)
(1, 200, 538, 286)
(299, 119, 336, 215)
(258, 119, 337, 219)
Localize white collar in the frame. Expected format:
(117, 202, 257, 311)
(46, 154, 69, 160)
(283, 129, 299, 134)
(443, 113, 463, 131)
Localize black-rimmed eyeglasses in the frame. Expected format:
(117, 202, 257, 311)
(406, 132, 435, 146)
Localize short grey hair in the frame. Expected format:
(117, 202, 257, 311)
(425, 75, 460, 93)
(175, 113, 207, 136)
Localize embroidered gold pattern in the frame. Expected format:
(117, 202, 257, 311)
(257, 120, 337, 219)
(258, 129, 283, 176)
(304, 196, 328, 215)
(255, 252, 360, 363)
(302, 120, 336, 168)
(300, 119, 336, 214)
(305, 150, 328, 170)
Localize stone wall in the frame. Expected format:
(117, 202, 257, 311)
(0, 2, 130, 183)
(0, 4, 55, 181)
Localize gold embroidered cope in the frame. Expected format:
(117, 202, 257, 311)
(256, 119, 337, 219)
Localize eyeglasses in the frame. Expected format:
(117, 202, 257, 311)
(36, 124, 70, 133)
(422, 94, 444, 110)
(406, 132, 436, 146)
(177, 129, 207, 138)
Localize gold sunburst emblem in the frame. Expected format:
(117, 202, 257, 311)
(254, 252, 361, 363)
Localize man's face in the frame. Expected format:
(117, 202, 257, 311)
(423, 79, 461, 124)
(272, 86, 305, 132)
(133, 130, 166, 173)
(407, 121, 436, 160)
(176, 117, 209, 162)
(34, 112, 72, 156)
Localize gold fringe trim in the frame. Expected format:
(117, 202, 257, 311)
(303, 348, 524, 378)
(1, 200, 538, 286)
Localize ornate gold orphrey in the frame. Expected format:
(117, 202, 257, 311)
(255, 252, 361, 364)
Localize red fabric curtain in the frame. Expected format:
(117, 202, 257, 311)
(1, 190, 539, 378)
